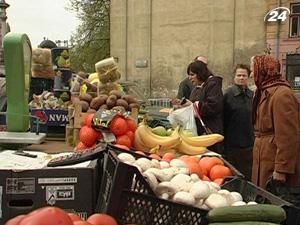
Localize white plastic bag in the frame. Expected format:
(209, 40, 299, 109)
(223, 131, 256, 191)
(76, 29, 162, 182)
(167, 104, 197, 135)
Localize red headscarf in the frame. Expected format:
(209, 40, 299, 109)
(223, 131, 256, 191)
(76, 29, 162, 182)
(252, 54, 290, 123)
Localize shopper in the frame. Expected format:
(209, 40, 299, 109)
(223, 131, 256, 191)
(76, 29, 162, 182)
(251, 54, 300, 191)
(176, 56, 208, 99)
(223, 64, 254, 180)
(187, 60, 224, 153)
(0, 73, 6, 112)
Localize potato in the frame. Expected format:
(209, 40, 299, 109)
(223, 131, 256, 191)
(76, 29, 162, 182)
(80, 100, 90, 112)
(116, 99, 129, 111)
(122, 94, 137, 104)
(106, 94, 117, 109)
(99, 104, 108, 110)
(79, 93, 93, 103)
(129, 103, 140, 111)
(89, 94, 108, 110)
(109, 90, 122, 99)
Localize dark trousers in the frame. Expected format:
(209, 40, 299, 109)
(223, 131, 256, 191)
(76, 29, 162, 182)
(224, 147, 253, 180)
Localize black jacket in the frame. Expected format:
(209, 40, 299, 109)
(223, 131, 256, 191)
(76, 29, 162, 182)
(189, 76, 224, 153)
(177, 77, 194, 99)
(223, 84, 254, 150)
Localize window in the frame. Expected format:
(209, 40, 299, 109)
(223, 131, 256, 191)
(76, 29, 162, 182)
(290, 3, 300, 37)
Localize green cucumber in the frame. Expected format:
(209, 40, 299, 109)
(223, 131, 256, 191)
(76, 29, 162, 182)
(207, 204, 286, 223)
(209, 222, 280, 225)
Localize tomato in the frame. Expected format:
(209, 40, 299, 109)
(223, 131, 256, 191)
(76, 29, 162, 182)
(162, 152, 176, 162)
(5, 215, 26, 225)
(149, 154, 161, 160)
(116, 135, 132, 148)
(18, 207, 73, 225)
(76, 141, 88, 152)
(87, 213, 118, 225)
(110, 116, 128, 136)
(126, 119, 137, 132)
(68, 213, 82, 222)
(125, 130, 135, 143)
(198, 156, 224, 176)
(73, 221, 92, 225)
(209, 164, 232, 180)
(84, 113, 95, 127)
(114, 144, 130, 151)
(186, 161, 203, 179)
(79, 125, 99, 147)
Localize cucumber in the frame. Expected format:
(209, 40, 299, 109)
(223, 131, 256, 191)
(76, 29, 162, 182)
(207, 204, 286, 223)
(209, 222, 280, 225)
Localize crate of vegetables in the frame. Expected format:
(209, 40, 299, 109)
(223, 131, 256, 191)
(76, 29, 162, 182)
(96, 144, 250, 225)
(96, 149, 210, 225)
(221, 177, 300, 225)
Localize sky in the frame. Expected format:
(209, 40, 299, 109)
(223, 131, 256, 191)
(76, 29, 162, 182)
(6, 0, 80, 48)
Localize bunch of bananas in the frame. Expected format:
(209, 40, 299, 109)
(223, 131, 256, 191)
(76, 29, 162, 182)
(134, 122, 181, 154)
(134, 122, 224, 156)
(175, 129, 224, 155)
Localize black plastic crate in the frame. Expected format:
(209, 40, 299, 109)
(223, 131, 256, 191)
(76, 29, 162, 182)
(222, 177, 300, 225)
(96, 149, 208, 225)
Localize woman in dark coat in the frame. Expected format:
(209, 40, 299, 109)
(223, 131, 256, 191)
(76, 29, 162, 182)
(187, 61, 224, 153)
(251, 54, 300, 192)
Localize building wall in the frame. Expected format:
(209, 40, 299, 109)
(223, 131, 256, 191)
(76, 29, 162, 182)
(111, 0, 268, 97)
(266, 0, 300, 77)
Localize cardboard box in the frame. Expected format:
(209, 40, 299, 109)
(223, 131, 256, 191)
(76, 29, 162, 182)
(0, 159, 102, 224)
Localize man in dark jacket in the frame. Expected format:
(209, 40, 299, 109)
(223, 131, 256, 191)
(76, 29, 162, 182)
(223, 64, 254, 180)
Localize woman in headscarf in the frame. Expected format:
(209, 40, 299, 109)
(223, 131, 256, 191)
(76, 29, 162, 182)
(251, 54, 300, 191)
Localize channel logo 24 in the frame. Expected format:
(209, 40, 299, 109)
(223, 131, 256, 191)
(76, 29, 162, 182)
(264, 7, 290, 22)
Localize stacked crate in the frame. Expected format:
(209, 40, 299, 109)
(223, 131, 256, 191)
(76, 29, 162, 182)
(65, 103, 89, 147)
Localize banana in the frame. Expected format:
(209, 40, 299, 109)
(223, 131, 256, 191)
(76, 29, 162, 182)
(149, 145, 177, 156)
(179, 129, 224, 147)
(134, 125, 151, 152)
(176, 139, 207, 155)
(137, 123, 181, 150)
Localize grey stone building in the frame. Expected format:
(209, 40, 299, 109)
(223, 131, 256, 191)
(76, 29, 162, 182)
(110, 0, 268, 97)
(110, 0, 300, 98)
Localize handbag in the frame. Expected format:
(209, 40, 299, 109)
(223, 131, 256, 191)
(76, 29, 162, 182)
(192, 102, 212, 134)
(266, 177, 300, 207)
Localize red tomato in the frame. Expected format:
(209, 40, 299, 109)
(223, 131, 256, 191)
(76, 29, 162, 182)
(149, 154, 161, 160)
(18, 207, 73, 225)
(75, 141, 88, 152)
(84, 113, 95, 127)
(79, 125, 99, 147)
(110, 116, 128, 136)
(5, 215, 26, 225)
(73, 221, 92, 225)
(125, 130, 135, 143)
(126, 119, 137, 132)
(87, 213, 118, 225)
(68, 213, 82, 222)
(114, 144, 130, 151)
(116, 135, 132, 148)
